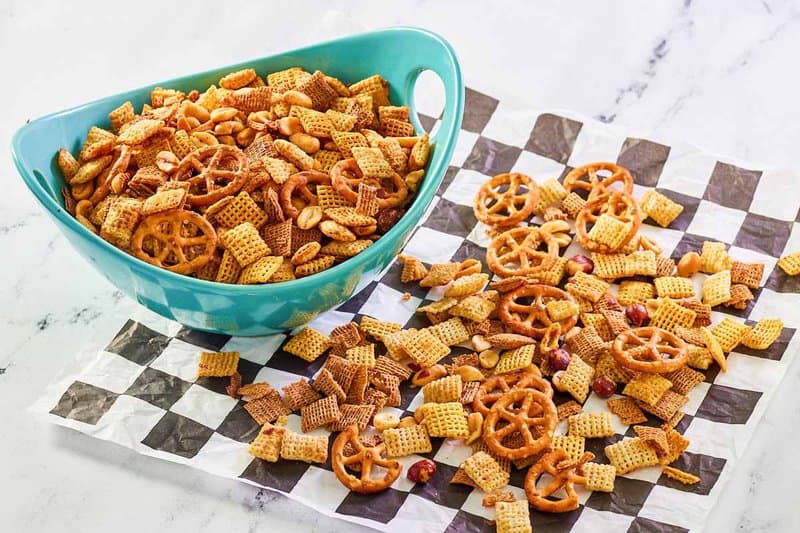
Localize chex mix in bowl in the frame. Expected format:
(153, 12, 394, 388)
(56, 67, 431, 284)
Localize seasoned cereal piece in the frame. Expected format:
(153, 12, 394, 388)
(659, 429, 690, 465)
(494, 345, 535, 375)
(701, 241, 732, 274)
(777, 252, 800, 276)
(710, 317, 751, 352)
(398, 254, 428, 283)
(402, 329, 450, 368)
(295, 255, 335, 277)
(237, 382, 274, 400)
(741, 318, 783, 350)
(300, 395, 341, 433)
(702, 270, 732, 307)
(281, 378, 321, 411)
(445, 273, 489, 298)
(553, 355, 595, 403)
(583, 462, 616, 492)
(198, 351, 239, 377)
(450, 294, 496, 322)
(461, 451, 510, 493)
(419, 262, 459, 287)
(557, 400, 583, 421)
(426, 317, 470, 346)
(586, 213, 630, 250)
(382, 424, 433, 458)
(724, 284, 754, 310)
(423, 374, 463, 403)
(423, 402, 469, 438)
(639, 189, 684, 227)
(345, 343, 376, 367)
(623, 373, 673, 406)
(636, 390, 688, 421)
(361, 315, 403, 340)
(650, 299, 697, 334)
(568, 412, 614, 438)
(327, 403, 374, 432)
(283, 327, 329, 362)
(655, 277, 695, 299)
(245, 389, 292, 424)
(605, 437, 659, 475)
(369, 371, 402, 407)
(280, 430, 328, 463)
(312, 368, 346, 403)
(663, 366, 705, 396)
(552, 435, 586, 460)
(634, 425, 670, 456)
(248, 422, 287, 462)
(221, 222, 271, 267)
(220, 68, 257, 90)
(238, 256, 283, 284)
(100, 197, 142, 249)
(566, 272, 610, 303)
(606, 396, 648, 425)
(662, 465, 700, 484)
(495, 500, 531, 533)
(730, 261, 764, 289)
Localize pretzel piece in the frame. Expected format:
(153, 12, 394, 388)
(331, 425, 401, 493)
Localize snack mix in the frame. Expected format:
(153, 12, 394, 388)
(57, 67, 431, 283)
(176, 158, 788, 530)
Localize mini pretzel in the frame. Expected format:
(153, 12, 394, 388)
(486, 226, 559, 278)
(473, 173, 540, 227)
(331, 425, 402, 494)
(172, 145, 248, 206)
(575, 191, 641, 253)
(131, 211, 217, 274)
(563, 162, 633, 201)
(483, 388, 557, 460)
(524, 449, 593, 513)
(279, 170, 331, 219)
(499, 284, 577, 338)
(330, 158, 408, 209)
(472, 370, 553, 415)
(612, 326, 688, 373)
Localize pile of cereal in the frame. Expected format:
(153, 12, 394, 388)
(56, 67, 431, 283)
(187, 161, 790, 533)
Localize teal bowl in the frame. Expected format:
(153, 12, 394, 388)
(11, 27, 464, 336)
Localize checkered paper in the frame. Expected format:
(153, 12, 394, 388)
(33, 88, 800, 533)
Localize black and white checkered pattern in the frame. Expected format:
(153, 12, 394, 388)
(37, 88, 800, 533)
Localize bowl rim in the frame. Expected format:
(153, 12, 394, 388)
(10, 26, 464, 295)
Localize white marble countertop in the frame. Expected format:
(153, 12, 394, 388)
(2, 1, 800, 531)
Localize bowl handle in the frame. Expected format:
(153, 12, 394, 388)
(394, 28, 465, 148)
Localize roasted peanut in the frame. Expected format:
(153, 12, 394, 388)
(214, 120, 244, 135)
(471, 335, 492, 352)
(411, 364, 447, 388)
(155, 151, 179, 173)
(278, 116, 303, 136)
(291, 241, 321, 265)
(236, 127, 256, 147)
(210, 106, 238, 122)
(289, 132, 320, 154)
(455, 365, 485, 382)
(191, 131, 219, 146)
(397, 416, 417, 428)
(319, 220, 355, 242)
(677, 252, 702, 277)
(465, 412, 484, 445)
(282, 90, 313, 108)
(478, 349, 500, 369)
(296, 206, 323, 230)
